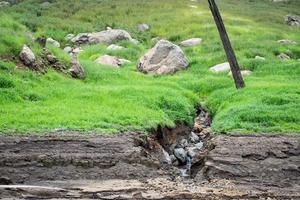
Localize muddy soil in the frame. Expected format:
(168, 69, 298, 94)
(0, 131, 299, 199)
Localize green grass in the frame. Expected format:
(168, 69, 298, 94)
(0, 0, 300, 134)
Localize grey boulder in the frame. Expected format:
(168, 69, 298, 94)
(174, 148, 187, 163)
(71, 29, 133, 45)
(137, 40, 189, 75)
(19, 45, 36, 67)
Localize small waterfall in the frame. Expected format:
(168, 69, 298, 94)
(179, 156, 192, 177)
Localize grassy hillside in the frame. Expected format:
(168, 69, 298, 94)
(0, 0, 300, 134)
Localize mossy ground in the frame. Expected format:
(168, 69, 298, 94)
(0, 0, 299, 134)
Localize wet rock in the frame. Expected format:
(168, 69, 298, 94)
(19, 45, 36, 67)
(138, 23, 150, 32)
(95, 55, 122, 68)
(284, 15, 299, 26)
(178, 139, 188, 148)
(46, 38, 60, 48)
(69, 57, 85, 79)
(137, 40, 189, 75)
(174, 148, 187, 163)
(180, 38, 202, 47)
(209, 62, 230, 73)
(107, 44, 124, 51)
(170, 155, 177, 163)
(71, 29, 132, 45)
(228, 70, 252, 77)
(190, 132, 200, 143)
(255, 55, 265, 61)
(278, 53, 290, 60)
(65, 34, 74, 41)
(277, 39, 297, 45)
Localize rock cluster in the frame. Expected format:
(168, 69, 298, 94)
(155, 109, 212, 169)
(0, 1, 10, 8)
(137, 40, 189, 75)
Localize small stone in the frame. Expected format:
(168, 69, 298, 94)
(178, 139, 188, 148)
(138, 23, 150, 32)
(107, 44, 124, 51)
(96, 55, 121, 68)
(277, 39, 297, 45)
(255, 56, 265, 61)
(193, 123, 203, 133)
(170, 155, 177, 163)
(40, 1, 50, 8)
(174, 148, 187, 163)
(46, 38, 60, 48)
(209, 62, 230, 73)
(278, 53, 290, 60)
(63, 46, 72, 53)
(180, 38, 202, 47)
(284, 15, 299, 26)
(190, 132, 200, 143)
(72, 48, 83, 55)
(195, 142, 204, 150)
(228, 70, 252, 77)
(46, 54, 57, 64)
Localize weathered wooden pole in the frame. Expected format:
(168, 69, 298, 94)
(208, 0, 245, 89)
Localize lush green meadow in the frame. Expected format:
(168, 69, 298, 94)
(0, 0, 300, 134)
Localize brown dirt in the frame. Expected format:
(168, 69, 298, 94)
(0, 132, 299, 199)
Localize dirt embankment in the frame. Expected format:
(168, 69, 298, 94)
(0, 131, 299, 199)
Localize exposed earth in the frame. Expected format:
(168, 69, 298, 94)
(0, 131, 299, 199)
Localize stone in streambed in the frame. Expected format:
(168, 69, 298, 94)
(174, 148, 187, 163)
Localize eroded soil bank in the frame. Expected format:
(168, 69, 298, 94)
(0, 130, 299, 199)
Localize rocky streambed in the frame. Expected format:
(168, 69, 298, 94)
(0, 111, 299, 199)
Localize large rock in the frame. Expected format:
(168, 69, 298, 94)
(69, 57, 85, 79)
(137, 40, 189, 75)
(209, 62, 230, 73)
(19, 45, 36, 67)
(71, 29, 133, 45)
(180, 38, 202, 47)
(284, 15, 299, 26)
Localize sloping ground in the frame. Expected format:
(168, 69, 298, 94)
(0, 133, 299, 199)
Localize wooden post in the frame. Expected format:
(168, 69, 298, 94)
(208, 0, 245, 89)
